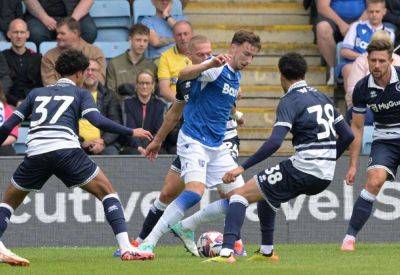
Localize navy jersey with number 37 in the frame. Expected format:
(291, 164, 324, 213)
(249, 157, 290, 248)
(14, 78, 99, 156)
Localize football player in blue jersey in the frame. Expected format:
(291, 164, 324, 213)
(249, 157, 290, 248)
(0, 50, 154, 266)
(204, 52, 354, 263)
(341, 38, 400, 251)
(133, 30, 261, 260)
(120, 35, 246, 257)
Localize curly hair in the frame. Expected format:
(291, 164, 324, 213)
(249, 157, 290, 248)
(278, 52, 308, 81)
(55, 49, 89, 77)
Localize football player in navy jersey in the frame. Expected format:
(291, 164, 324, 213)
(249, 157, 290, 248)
(205, 52, 354, 263)
(341, 38, 400, 251)
(0, 50, 154, 265)
(135, 30, 261, 259)
(126, 35, 246, 257)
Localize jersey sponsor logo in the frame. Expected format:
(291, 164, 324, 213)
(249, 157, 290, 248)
(355, 38, 369, 50)
(369, 100, 400, 111)
(222, 83, 238, 97)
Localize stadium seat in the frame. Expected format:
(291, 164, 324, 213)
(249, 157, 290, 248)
(93, 41, 130, 60)
(0, 41, 37, 52)
(13, 127, 29, 155)
(39, 41, 57, 55)
(91, 1, 131, 42)
(361, 125, 374, 155)
(133, 0, 183, 24)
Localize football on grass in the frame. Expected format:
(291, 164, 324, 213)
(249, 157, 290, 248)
(197, 231, 223, 257)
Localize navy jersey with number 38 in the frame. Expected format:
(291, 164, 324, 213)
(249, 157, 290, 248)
(275, 81, 343, 180)
(14, 78, 99, 156)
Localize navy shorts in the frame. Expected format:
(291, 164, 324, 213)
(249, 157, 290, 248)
(255, 159, 331, 211)
(12, 148, 99, 192)
(368, 139, 400, 181)
(169, 136, 240, 173)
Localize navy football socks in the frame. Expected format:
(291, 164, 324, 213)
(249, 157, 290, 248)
(102, 194, 127, 235)
(0, 203, 13, 239)
(346, 189, 375, 237)
(257, 200, 276, 246)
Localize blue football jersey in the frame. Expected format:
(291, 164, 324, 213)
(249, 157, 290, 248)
(181, 64, 241, 147)
(353, 66, 400, 141)
(14, 78, 99, 156)
(275, 81, 343, 180)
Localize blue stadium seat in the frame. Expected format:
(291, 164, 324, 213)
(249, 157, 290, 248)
(361, 125, 374, 155)
(39, 41, 57, 55)
(133, 0, 183, 24)
(94, 41, 130, 60)
(13, 127, 29, 155)
(91, 1, 131, 42)
(0, 41, 37, 52)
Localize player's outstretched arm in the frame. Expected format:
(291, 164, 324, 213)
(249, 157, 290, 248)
(222, 125, 289, 183)
(84, 111, 152, 140)
(179, 54, 232, 81)
(334, 119, 355, 159)
(145, 102, 185, 160)
(0, 114, 23, 145)
(345, 113, 365, 186)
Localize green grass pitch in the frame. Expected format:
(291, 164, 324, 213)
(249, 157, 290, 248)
(1, 244, 400, 274)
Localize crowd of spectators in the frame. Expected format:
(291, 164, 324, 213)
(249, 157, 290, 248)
(0, 0, 196, 155)
(314, 0, 399, 112)
(1, 0, 400, 155)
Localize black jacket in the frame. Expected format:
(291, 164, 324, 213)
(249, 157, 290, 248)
(122, 95, 165, 149)
(384, 0, 400, 26)
(2, 48, 42, 106)
(96, 84, 122, 146)
(0, 52, 12, 95)
(0, 0, 22, 33)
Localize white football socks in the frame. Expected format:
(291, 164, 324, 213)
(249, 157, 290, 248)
(181, 199, 228, 231)
(116, 232, 133, 253)
(145, 202, 185, 246)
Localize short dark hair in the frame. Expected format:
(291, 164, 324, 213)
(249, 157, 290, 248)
(55, 49, 89, 77)
(56, 16, 81, 35)
(129, 23, 150, 37)
(231, 30, 261, 50)
(278, 52, 307, 81)
(367, 38, 394, 56)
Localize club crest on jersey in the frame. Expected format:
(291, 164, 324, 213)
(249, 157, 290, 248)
(370, 90, 377, 98)
(395, 82, 400, 92)
(222, 83, 238, 97)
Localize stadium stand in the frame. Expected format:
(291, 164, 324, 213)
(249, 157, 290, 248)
(93, 41, 130, 61)
(38, 41, 57, 55)
(0, 41, 37, 52)
(133, 0, 183, 24)
(90, 0, 131, 42)
(185, 1, 330, 155)
(361, 125, 374, 156)
(13, 126, 28, 155)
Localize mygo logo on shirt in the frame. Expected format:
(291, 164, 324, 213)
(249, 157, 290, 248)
(222, 83, 238, 97)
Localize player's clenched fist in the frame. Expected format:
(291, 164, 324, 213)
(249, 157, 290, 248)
(133, 128, 153, 140)
(222, 166, 244, 184)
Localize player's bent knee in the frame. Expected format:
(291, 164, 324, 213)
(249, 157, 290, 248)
(82, 170, 115, 200)
(316, 22, 333, 37)
(185, 182, 205, 196)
